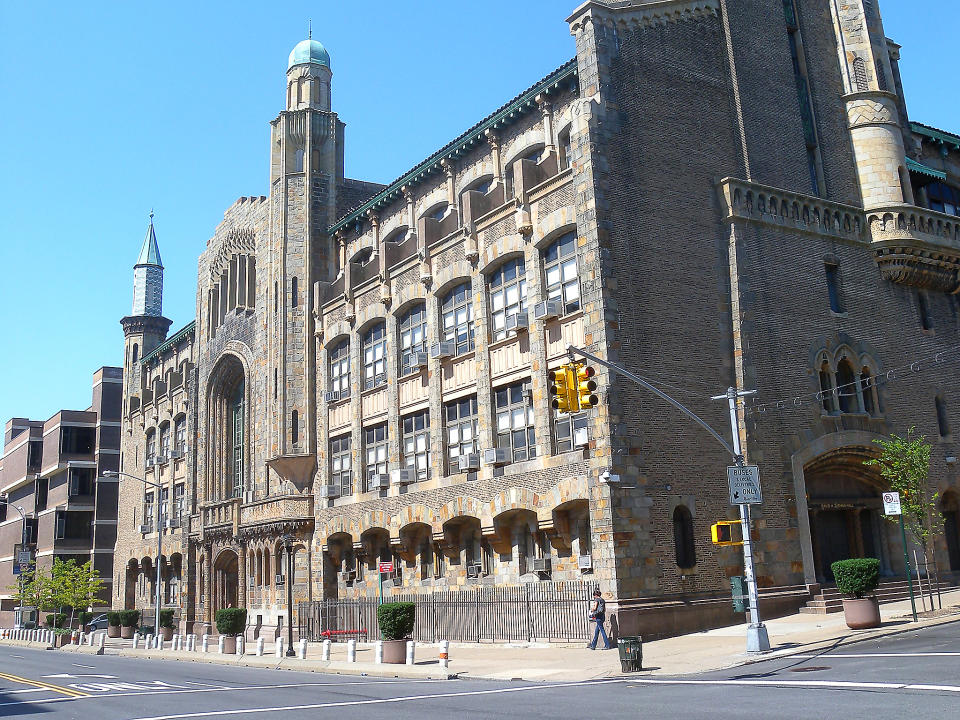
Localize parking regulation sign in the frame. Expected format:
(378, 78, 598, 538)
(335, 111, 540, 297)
(378, 562, 394, 574)
(17, 551, 32, 565)
(728, 465, 762, 505)
(882, 492, 902, 516)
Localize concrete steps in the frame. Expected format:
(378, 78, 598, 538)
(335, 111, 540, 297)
(799, 577, 959, 614)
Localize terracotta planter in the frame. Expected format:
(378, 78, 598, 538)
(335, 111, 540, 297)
(842, 596, 881, 629)
(121, 626, 135, 639)
(54, 633, 69, 648)
(222, 635, 237, 654)
(108, 625, 121, 638)
(161, 627, 174, 641)
(382, 639, 408, 664)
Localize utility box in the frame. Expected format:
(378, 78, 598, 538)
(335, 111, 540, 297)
(731, 576, 748, 613)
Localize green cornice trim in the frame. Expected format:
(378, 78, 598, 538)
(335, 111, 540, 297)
(141, 320, 196, 367)
(910, 121, 960, 151)
(906, 156, 947, 181)
(328, 58, 579, 235)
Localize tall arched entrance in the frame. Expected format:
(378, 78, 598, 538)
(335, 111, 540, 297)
(804, 446, 892, 583)
(213, 550, 239, 613)
(942, 491, 960, 572)
(207, 355, 246, 501)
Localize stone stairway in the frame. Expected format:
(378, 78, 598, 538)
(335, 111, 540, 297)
(799, 577, 960, 614)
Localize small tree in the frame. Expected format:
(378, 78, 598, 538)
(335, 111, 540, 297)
(7, 564, 53, 616)
(48, 558, 106, 629)
(866, 428, 944, 575)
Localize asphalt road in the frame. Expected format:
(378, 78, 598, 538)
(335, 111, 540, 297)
(1, 621, 958, 719)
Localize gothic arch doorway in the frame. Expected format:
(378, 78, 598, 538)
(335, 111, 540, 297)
(213, 549, 239, 614)
(942, 491, 960, 572)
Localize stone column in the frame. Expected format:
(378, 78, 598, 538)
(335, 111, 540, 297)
(204, 546, 213, 626)
(238, 544, 247, 609)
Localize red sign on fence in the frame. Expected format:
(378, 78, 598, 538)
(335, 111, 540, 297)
(378, 562, 394, 574)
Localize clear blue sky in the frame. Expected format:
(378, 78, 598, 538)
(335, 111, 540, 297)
(0, 1, 957, 424)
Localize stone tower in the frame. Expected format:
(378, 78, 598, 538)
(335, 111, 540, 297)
(121, 212, 172, 413)
(265, 36, 345, 488)
(830, 0, 911, 208)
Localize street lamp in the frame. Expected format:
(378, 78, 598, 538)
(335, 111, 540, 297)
(104, 470, 163, 637)
(0, 495, 33, 628)
(282, 533, 296, 657)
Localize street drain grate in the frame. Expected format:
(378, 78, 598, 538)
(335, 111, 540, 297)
(789, 666, 831, 672)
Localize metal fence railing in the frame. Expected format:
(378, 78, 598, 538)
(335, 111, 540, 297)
(299, 581, 593, 643)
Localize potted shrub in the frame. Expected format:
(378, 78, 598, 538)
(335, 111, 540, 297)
(216, 608, 247, 654)
(46, 613, 66, 630)
(158, 609, 176, 641)
(78, 611, 94, 632)
(831, 558, 881, 629)
(51, 628, 72, 648)
(119, 609, 140, 639)
(377, 602, 415, 664)
(107, 611, 122, 638)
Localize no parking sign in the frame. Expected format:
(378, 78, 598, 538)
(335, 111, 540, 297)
(882, 492, 902, 515)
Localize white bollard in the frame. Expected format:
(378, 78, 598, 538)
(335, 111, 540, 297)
(201, 634, 209, 653)
(146, 633, 154, 650)
(98, 633, 105, 650)
(157, 637, 165, 651)
(406, 641, 415, 665)
(236, 636, 244, 656)
(172, 634, 179, 651)
(322, 639, 331, 661)
(439, 640, 450, 668)
(275, 638, 284, 658)
(132, 633, 140, 649)
(298, 639, 307, 660)
(218, 635, 225, 654)
(346, 639, 356, 663)
(88, 632, 95, 647)
(189, 634, 197, 651)
(256, 637, 264, 657)
(375, 640, 383, 664)
(78, 632, 85, 646)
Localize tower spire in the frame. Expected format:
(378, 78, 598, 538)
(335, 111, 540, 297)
(308, 19, 312, 40)
(132, 211, 164, 316)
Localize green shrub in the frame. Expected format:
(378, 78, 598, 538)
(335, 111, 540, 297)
(119, 609, 141, 628)
(158, 609, 176, 629)
(215, 608, 247, 636)
(831, 558, 881, 599)
(23, 621, 36, 630)
(137, 625, 154, 636)
(52, 627, 71, 636)
(106, 611, 122, 627)
(78, 611, 94, 626)
(377, 602, 415, 641)
(46, 613, 67, 629)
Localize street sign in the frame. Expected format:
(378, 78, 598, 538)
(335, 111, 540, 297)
(17, 551, 32, 565)
(730, 576, 748, 613)
(378, 562, 394, 574)
(882, 492, 902, 516)
(727, 465, 762, 505)
(12, 563, 21, 575)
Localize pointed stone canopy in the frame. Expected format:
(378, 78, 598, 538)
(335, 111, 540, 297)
(136, 211, 163, 268)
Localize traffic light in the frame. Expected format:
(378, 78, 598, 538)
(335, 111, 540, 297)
(575, 364, 598, 410)
(711, 521, 741, 546)
(549, 365, 577, 413)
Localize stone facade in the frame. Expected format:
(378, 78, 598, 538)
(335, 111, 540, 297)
(113, 0, 960, 640)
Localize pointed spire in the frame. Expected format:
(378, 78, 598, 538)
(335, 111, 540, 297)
(308, 19, 312, 40)
(136, 210, 163, 268)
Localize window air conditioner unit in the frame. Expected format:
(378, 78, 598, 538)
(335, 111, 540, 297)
(275, 574, 285, 586)
(406, 352, 429, 369)
(532, 558, 551, 573)
(339, 571, 355, 583)
(146, 458, 156, 468)
(170, 449, 184, 460)
(249, 576, 256, 589)
(165, 518, 181, 529)
(533, 300, 561, 321)
(138, 524, 152, 534)
(158, 453, 168, 465)
(458, 453, 480, 471)
(505, 312, 529, 332)
(578, 555, 593, 572)
(483, 448, 510, 466)
(390, 468, 415, 485)
(430, 342, 455, 360)
(369, 474, 389, 490)
(318, 485, 341, 498)
(466, 563, 483, 579)
(324, 390, 341, 403)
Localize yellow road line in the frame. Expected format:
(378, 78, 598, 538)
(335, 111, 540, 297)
(0, 671, 89, 698)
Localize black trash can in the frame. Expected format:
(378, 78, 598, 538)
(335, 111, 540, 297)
(617, 636, 642, 672)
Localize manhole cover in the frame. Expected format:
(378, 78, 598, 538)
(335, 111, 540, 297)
(789, 666, 831, 673)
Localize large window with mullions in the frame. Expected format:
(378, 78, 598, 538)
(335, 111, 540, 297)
(441, 282, 474, 356)
(329, 339, 351, 398)
(399, 304, 428, 375)
(543, 232, 580, 314)
(489, 258, 527, 342)
(494, 380, 536, 463)
(362, 323, 387, 390)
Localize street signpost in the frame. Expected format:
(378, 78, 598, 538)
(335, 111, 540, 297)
(882, 492, 918, 621)
(728, 465, 762, 505)
(378, 561, 394, 605)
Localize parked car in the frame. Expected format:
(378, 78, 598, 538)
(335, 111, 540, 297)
(87, 614, 110, 631)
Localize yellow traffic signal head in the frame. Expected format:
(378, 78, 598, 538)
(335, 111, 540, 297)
(711, 521, 741, 546)
(549, 366, 577, 413)
(576, 364, 598, 409)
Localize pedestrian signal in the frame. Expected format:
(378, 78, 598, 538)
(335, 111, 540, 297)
(576, 364, 598, 409)
(549, 365, 577, 414)
(711, 521, 741, 546)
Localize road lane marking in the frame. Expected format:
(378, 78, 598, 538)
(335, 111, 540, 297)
(790, 652, 960, 658)
(626, 679, 960, 693)
(0, 671, 90, 699)
(6, 688, 47, 695)
(72, 663, 97, 668)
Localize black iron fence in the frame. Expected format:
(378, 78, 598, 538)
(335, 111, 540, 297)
(299, 581, 593, 643)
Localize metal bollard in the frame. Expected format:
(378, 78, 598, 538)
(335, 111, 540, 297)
(256, 637, 264, 657)
(275, 638, 284, 658)
(218, 636, 225, 654)
(298, 639, 307, 660)
(346, 639, 356, 663)
(406, 641, 415, 665)
(375, 641, 383, 664)
(322, 639, 331, 661)
(201, 634, 209, 653)
(132, 633, 140, 649)
(439, 640, 450, 668)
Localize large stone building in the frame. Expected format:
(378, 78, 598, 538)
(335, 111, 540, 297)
(113, 0, 960, 639)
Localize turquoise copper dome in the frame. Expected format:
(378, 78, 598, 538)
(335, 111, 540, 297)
(288, 39, 330, 70)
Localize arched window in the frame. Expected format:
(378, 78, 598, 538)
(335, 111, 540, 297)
(291, 409, 299, 446)
(291, 277, 299, 308)
(559, 129, 572, 170)
(544, 232, 580, 314)
(853, 56, 869, 92)
(145, 429, 156, 465)
(917, 291, 932, 331)
(328, 340, 351, 398)
(399, 304, 428, 376)
(132, 343, 139, 364)
(824, 262, 844, 314)
(936, 396, 951, 438)
(362, 324, 387, 390)
(836, 357, 858, 413)
(819, 359, 837, 414)
(428, 204, 447, 222)
(464, 177, 492, 197)
(293, 148, 305, 172)
(231, 382, 245, 498)
(859, 368, 877, 416)
(441, 282, 474, 356)
(673, 506, 696, 569)
(158, 423, 171, 463)
(489, 257, 527, 342)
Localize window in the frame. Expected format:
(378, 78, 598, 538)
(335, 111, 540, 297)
(925, 181, 960, 217)
(559, 129, 572, 170)
(231, 385, 244, 498)
(362, 324, 387, 390)
(35, 478, 48, 512)
(555, 411, 588, 453)
(918, 291, 933, 331)
(146, 430, 156, 465)
(61, 427, 95, 455)
(402, 410, 431, 482)
(937, 396, 951, 438)
(143, 492, 155, 531)
(860, 368, 878, 416)
(825, 263, 844, 314)
(544, 232, 580, 314)
(291, 276, 298, 307)
(399, 304, 428, 375)
(467, 178, 492, 196)
(673, 506, 696, 569)
(68, 467, 94, 496)
(291, 410, 299, 446)
(836, 357, 858, 414)
(489, 258, 527, 341)
(429, 204, 447, 222)
(495, 380, 536, 462)
(159, 423, 170, 461)
(442, 282, 475, 355)
(818, 360, 837, 414)
(132, 343, 139, 364)
(174, 416, 186, 455)
(27, 440, 42, 472)
(445, 396, 478, 474)
(364, 424, 388, 492)
(329, 340, 351, 398)
(173, 483, 185, 522)
(331, 435, 352, 496)
(159, 487, 169, 526)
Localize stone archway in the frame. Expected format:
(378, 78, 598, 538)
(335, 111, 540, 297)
(213, 549, 239, 614)
(942, 491, 960, 572)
